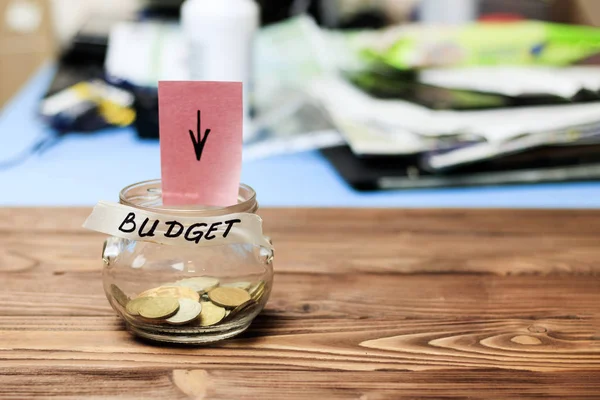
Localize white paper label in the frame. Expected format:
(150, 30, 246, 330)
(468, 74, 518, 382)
(83, 201, 273, 250)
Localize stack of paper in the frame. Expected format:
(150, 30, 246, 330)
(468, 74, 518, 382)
(309, 70, 600, 172)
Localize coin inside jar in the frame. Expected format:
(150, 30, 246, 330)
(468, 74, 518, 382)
(224, 299, 257, 322)
(125, 297, 153, 316)
(222, 281, 252, 290)
(166, 298, 203, 325)
(208, 287, 251, 308)
(198, 301, 226, 326)
(138, 297, 180, 319)
(110, 284, 130, 307)
(249, 281, 266, 301)
(174, 277, 220, 294)
(137, 286, 200, 302)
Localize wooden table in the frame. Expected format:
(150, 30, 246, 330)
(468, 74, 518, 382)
(1, 208, 600, 399)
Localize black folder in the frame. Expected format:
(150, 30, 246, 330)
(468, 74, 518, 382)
(321, 145, 600, 191)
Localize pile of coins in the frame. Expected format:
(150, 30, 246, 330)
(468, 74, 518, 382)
(110, 277, 267, 328)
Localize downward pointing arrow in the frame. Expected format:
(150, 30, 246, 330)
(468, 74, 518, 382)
(189, 110, 212, 162)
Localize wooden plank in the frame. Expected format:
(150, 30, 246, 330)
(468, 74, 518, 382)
(2, 208, 600, 275)
(0, 316, 599, 370)
(0, 273, 599, 318)
(2, 208, 600, 235)
(1, 208, 600, 398)
(0, 367, 599, 399)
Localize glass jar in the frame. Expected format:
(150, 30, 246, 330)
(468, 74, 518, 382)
(100, 180, 273, 344)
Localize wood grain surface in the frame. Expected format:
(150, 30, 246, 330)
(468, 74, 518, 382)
(1, 208, 599, 399)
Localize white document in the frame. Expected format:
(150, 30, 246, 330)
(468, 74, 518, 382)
(105, 21, 189, 87)
(420, 66, 600, 98)
(308, 77, 600, 157)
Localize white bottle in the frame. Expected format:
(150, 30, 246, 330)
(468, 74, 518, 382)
(181, 0, 259, 141)
(420, 0, 477, 25)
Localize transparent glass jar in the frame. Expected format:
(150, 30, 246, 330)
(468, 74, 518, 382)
(101, 180, 273, 344)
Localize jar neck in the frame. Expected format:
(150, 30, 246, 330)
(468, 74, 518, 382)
(119, 180, 258, 217)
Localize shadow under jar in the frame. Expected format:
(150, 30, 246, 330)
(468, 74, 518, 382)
(101, 180, 274, 344)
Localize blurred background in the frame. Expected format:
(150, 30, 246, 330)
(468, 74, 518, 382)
(3, 0, 600, 206)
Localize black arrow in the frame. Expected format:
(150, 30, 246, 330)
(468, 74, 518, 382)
(189, 110, 212, 162)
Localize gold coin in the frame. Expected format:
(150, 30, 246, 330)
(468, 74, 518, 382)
(137, 286, 200, 302)
(166, 299, 203, 325)
(208, 287, 251, 308)
(198, 301, 226, 326)
(110, 284, 130, 307)
(249, 281, 266, 301)
(138, 297, 180, 319)
(224, 299, 257, 322)
(252, 287, 265, 302)
(125, 297, 152, 316)
(223, 281, 252, 290)
(174, 277, 220, 294)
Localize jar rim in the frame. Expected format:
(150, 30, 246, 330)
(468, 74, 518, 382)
(119, 179, 258, 216)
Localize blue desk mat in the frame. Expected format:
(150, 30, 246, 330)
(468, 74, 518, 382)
(1, 65, 600, 208)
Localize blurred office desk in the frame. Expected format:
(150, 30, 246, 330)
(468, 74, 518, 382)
(2, 66, 600, 207)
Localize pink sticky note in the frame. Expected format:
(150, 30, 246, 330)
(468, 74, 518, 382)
(159, 81, 243, 207)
